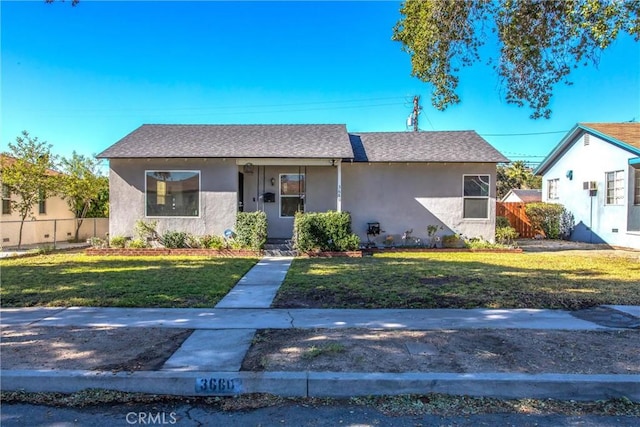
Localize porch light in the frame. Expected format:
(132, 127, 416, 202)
(270, 177, 276, 186)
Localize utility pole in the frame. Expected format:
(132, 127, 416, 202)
(412, 95, 421, 132)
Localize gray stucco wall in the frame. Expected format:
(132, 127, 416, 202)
(342, 162, 498, 243)
(242, 165, 338, 238)
(108, 159, 238, 238)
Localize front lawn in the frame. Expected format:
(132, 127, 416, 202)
(0, 254, 257, 308)
(272, 252, 640, 310)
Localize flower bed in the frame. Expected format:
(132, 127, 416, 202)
(300, 251, 363, 258)
(85, 248, 262, 257)
(362, 247, 522, 255)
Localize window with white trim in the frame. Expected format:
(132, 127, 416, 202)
(280, 173, 305, 217)
(605, 170, 624, 205)
(547, 178, 559, 200)
(2, 184, 11, 215)
(38, 189, 46, 214)
(463, 175, 489, 219)
(145, 171, 200, 217)
(635, 169, 640, 205)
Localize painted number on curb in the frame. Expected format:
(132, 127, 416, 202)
(195, 377, 242, 394)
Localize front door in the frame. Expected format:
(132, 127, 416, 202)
(238, 172, 244, 212)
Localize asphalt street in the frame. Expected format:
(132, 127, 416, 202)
(2, 403, 639, 427)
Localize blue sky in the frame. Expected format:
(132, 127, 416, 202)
(2, 0, 639, 169)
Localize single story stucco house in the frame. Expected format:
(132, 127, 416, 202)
(535, 122, 640, 249)
(97, 124, 508, 243)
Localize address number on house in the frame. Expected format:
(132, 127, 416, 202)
(195, 377, 242, 394)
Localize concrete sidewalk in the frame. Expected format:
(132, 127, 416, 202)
(1, 255, 639, 401)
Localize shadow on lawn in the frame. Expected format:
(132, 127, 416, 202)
(273, 255, 640, 310)
(0, 256, 256, 308)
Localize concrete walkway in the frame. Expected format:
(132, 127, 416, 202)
(1, 255, 639, 401)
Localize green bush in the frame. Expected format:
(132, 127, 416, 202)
(235, 211, 267, 250)
(495, 226, 519, 245)
(496, 216, 511, 228)
(293, 211, 360, 252)
(201, 234, 225, 250)
(442, 234, 464, 248)
(127, 239, 148, 249)
(109, 236, 127, 248)
(525, 203, 574, 240)
(160, 231, 188, 248)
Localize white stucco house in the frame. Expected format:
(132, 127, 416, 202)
(535, 123, 640, 249)
(97, 124, 508, 244)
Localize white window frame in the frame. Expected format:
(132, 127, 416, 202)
(279, 173, 305, 218)
(38, 189, 46, 215)
(605, 170, 624, 205)
(462, 174, 490, 220)
(2, 184, 11, 215)
(547, 178, 559, 200)
(144, 170, 201, 218)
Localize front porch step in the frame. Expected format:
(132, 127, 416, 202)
(264, 240, 297, 257)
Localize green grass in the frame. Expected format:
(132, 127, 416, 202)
(0, 254, 258, 308)
(273, 252, 640, 310)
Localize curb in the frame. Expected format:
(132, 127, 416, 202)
(2, 370, 639, 402)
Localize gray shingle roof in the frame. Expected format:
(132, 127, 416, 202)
(98, 125, 507, 163)
(97, 124, 353, 159)
(348, 131, 508, 163)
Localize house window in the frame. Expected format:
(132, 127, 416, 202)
(547, 178, 559, 200)
(635, 170, 640, 205)
(463, 175, 489, 219)
(145, 171, 200, 217)
(280, 173, 305, 217)
(38, 189, 46, 214)
(2, 184, 11, 215)
(605, 170, 624, 205)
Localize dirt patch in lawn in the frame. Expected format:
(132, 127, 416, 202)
(0, 326, 192, 372)
(241, 328, 640, 374)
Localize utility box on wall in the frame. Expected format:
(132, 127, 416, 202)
(263, 192, 275, 203)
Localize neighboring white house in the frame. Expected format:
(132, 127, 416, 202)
(535, 123, 640, 249)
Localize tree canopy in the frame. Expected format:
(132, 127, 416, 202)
(59, 152, 109, 240)
(393, 0, 640, 119)
(496, 160, 542, 199)
(1, 131, 58, 248)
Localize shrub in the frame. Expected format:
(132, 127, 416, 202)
(293, 211, 360, 252)
(496, 216, 511, 228)
(186, 234, 202, 248)
(235, 211, 267, 250)
(160, 231, 188, 248)
(495, 226, 519, 245)
(109, 236, 127, 248)
(127, 239, 148, 249)
(88, 237, 107, 248)
(525, 203, 574, 240)
(442, 234, 464, 248)
(201, 234, 225, 250)
(465, 237, 511, 249)
(134, 219, 159, 242)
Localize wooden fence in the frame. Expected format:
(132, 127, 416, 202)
(496, 202, 536, 239)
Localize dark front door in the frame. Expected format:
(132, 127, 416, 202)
(238, 172, 244, 212)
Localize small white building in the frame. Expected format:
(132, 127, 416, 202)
(501, 189, 542, 204)
(535, 123, 640, 249)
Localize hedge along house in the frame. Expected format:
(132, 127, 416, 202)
(97, 124, 508, 243)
